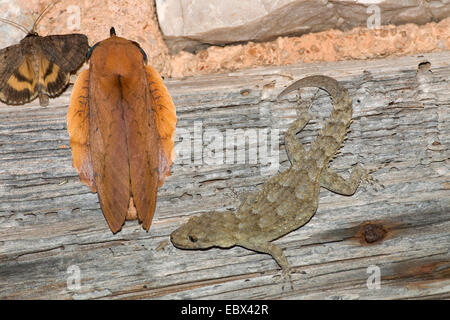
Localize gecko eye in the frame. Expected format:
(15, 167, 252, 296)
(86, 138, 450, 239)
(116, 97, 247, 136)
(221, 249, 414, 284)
(188, 235, 198, 243)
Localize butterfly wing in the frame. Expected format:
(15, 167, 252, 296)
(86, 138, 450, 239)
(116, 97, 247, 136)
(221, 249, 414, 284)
(0, 44, 38, 105)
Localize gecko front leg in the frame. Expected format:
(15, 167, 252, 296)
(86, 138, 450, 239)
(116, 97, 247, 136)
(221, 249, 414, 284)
(320, 164, 373, 196)
(240, 240, 289, 271)
(239, 240, 295, 290)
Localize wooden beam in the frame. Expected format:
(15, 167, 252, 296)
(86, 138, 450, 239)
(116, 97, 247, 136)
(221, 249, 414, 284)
(0, 51, 449, 299)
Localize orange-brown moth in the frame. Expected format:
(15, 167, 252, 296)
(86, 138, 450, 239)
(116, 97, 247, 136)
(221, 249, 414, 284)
(67, 27, 177, 233)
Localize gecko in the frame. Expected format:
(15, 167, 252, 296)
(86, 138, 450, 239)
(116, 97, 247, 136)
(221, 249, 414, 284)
(170, 75, 372, 278)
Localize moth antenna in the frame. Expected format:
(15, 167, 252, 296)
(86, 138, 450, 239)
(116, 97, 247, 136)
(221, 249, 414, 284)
(31, 0, 61, 33)
(110, 27, 116, 36)
(0, 17, 29, 34)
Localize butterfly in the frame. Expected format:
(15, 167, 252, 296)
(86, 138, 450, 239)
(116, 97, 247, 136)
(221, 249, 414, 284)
(0, 1, 89, 106)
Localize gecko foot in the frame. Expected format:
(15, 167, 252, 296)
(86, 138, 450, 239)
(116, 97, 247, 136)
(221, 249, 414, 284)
(357, 164, 384, 192)
(273, 267, 294, 291)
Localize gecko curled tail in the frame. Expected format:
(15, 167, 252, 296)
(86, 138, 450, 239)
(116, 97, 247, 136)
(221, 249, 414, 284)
(278, 75, 353, 167)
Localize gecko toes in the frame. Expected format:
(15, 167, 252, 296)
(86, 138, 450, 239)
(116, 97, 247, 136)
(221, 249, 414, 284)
(360, 167, 384, 192)
(273, 267, 294, 291)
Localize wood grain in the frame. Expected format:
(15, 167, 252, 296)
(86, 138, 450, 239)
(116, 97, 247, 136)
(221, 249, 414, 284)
(0, 51, 449, 299)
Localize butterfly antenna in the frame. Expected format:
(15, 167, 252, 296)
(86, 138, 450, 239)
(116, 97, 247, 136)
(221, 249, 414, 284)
(32, 0, 61, 32)
(0, 17, 29, 34)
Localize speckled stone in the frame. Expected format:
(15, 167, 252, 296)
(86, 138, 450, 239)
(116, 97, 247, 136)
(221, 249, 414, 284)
(156, 0, 450, 53)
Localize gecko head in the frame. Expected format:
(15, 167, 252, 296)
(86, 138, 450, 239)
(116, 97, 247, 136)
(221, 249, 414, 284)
(170, 213, 236, 249)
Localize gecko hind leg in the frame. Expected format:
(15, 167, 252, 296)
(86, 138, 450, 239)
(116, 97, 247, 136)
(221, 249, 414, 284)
(320, 164, 375, 196)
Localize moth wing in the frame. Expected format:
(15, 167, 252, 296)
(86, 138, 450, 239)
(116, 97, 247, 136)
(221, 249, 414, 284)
(0, 44, 24, 88)
(37, 34, 89, 72)
(36, 34, 89, 98)
(127, 73, 160, 232)
(0, 44, 38, 105)
(89, 72, 130, 233)
(145, 65, 177, 186)
(67, 69, 96, 191)
(38, 54, 70, 98)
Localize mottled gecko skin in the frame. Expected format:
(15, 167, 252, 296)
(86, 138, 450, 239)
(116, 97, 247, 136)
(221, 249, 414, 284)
(170, 75, 371, 276)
